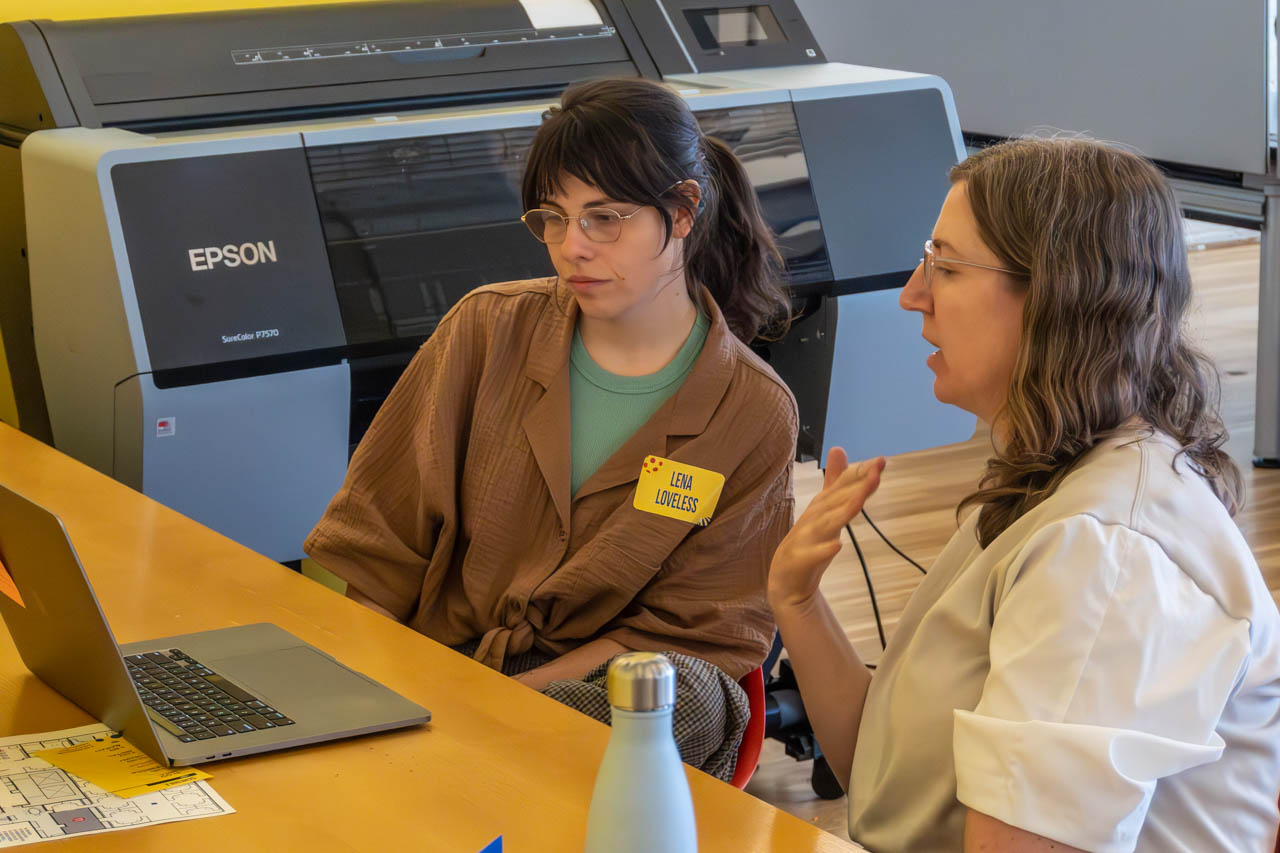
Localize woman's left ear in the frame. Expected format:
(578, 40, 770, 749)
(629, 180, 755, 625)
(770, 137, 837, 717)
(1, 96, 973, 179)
(671, 179, 701, 240)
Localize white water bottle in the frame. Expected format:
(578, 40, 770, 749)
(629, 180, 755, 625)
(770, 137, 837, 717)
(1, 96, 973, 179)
(584, 652, 697, 853)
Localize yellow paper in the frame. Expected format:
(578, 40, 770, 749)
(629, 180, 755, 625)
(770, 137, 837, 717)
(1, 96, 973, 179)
(33, 735, 210, 798)
(633, 456, 725, 526)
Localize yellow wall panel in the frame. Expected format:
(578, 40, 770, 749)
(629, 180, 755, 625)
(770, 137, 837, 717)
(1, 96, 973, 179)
(0, 1, 379, 23)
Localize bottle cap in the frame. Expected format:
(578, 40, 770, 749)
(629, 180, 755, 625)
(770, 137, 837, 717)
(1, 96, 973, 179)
(606, 652, 676, 712)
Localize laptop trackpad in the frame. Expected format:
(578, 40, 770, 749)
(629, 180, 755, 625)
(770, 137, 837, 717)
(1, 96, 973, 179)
(209, 647, 392, 723)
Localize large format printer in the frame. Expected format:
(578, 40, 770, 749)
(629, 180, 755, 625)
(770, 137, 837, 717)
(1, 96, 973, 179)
(0, 0, 973, 561)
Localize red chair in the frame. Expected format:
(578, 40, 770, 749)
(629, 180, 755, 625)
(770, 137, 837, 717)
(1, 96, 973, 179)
(1273, 793, 1279, 853)
(731, 666, 766, 789)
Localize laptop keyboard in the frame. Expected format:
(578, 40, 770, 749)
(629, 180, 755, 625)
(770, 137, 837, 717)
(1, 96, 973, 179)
(125, 649, 295, 743)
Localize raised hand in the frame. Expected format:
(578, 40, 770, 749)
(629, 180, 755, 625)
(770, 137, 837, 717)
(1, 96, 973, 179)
(768, 448, 885, 611)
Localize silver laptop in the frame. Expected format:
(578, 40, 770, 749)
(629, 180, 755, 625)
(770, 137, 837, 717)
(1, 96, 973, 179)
(0, 483, 430, 766)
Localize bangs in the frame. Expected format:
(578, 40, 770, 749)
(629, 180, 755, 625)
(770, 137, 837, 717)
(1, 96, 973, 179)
(521, 102, 684, 213)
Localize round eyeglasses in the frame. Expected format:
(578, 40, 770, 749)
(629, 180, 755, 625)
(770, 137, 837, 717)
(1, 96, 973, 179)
(520, 207, 645, 244)
(921, 238, 1024, 289)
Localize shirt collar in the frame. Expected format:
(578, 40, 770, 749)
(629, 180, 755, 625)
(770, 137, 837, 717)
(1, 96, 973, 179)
(525, 278, 577, 389)
(667, 289, 737, 436)
(525, 278, 739, 439)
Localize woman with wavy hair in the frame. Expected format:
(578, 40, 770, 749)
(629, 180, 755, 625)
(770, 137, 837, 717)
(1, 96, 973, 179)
(770, 138, 1280, 851)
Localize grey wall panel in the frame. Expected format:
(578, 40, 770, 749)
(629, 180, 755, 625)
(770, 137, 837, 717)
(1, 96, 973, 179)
(796, 0, 1270, 176)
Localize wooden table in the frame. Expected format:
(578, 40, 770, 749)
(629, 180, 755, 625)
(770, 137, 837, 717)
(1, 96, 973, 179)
(0, 424, 860, 851)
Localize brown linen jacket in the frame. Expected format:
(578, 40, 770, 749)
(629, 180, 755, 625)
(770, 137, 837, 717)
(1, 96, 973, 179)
(304, 278, 797, 678)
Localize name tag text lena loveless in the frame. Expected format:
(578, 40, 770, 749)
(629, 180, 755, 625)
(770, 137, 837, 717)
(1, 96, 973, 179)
(654, 469, 699, 514)
(634, 457, 725, 526)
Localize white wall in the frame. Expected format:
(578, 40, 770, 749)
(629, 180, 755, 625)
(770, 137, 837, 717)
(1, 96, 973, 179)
(795, 0, 1272, 175)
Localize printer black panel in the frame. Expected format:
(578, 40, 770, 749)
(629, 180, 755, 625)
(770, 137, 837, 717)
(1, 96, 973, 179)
(695, 102, 832, 289)
(95, 63, 640, 134)
(307, 99, 832, 356)
(306, 126, 554, 349)
(306, 99, 831, 358)
(112, 149, 346, 374)
(42, 0, 628, 118)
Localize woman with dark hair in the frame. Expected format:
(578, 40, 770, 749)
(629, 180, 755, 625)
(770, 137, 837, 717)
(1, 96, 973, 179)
(305, 78, 797, 779)
(771, 138, 1280, 850)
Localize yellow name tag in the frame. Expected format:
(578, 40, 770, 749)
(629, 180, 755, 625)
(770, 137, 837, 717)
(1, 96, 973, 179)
(633, 456, 725, 526)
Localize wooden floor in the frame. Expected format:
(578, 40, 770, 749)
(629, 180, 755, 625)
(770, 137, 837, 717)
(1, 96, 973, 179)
(746, 242, 1280, 839)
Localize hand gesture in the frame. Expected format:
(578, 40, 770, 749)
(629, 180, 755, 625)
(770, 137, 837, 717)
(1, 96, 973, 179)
(768, 448, 885, 611)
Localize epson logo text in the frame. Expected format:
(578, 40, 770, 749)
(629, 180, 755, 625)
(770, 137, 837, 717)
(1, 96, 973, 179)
(188, 240, 278, 272)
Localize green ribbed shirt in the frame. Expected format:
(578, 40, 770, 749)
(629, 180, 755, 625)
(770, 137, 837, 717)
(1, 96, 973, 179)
(570, 313, 711, 496)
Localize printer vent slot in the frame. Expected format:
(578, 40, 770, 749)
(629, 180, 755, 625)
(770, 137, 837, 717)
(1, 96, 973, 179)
(305, 124, 554, 350)
(109, 84, 569, 135)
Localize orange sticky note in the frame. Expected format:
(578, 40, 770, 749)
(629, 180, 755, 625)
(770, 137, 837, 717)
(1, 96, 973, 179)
(0, 553, 23, 607)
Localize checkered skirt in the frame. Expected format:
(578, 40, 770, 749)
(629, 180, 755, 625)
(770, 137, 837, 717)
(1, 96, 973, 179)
(454, 642, 750, 782)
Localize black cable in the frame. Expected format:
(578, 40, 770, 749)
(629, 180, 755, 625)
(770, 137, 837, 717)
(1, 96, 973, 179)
(861, 509, 927, 575)
(845, 522, 886, 650)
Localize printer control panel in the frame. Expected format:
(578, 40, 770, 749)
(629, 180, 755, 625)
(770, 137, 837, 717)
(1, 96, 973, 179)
(619, 0, 823, 75)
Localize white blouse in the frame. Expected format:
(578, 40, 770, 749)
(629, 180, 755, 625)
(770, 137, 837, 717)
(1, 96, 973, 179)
(847, 432, 1280, 852)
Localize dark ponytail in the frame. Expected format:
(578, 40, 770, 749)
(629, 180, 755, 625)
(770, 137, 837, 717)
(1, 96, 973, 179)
(521, 78, 790, 343)
(688, 136, 789, 341)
